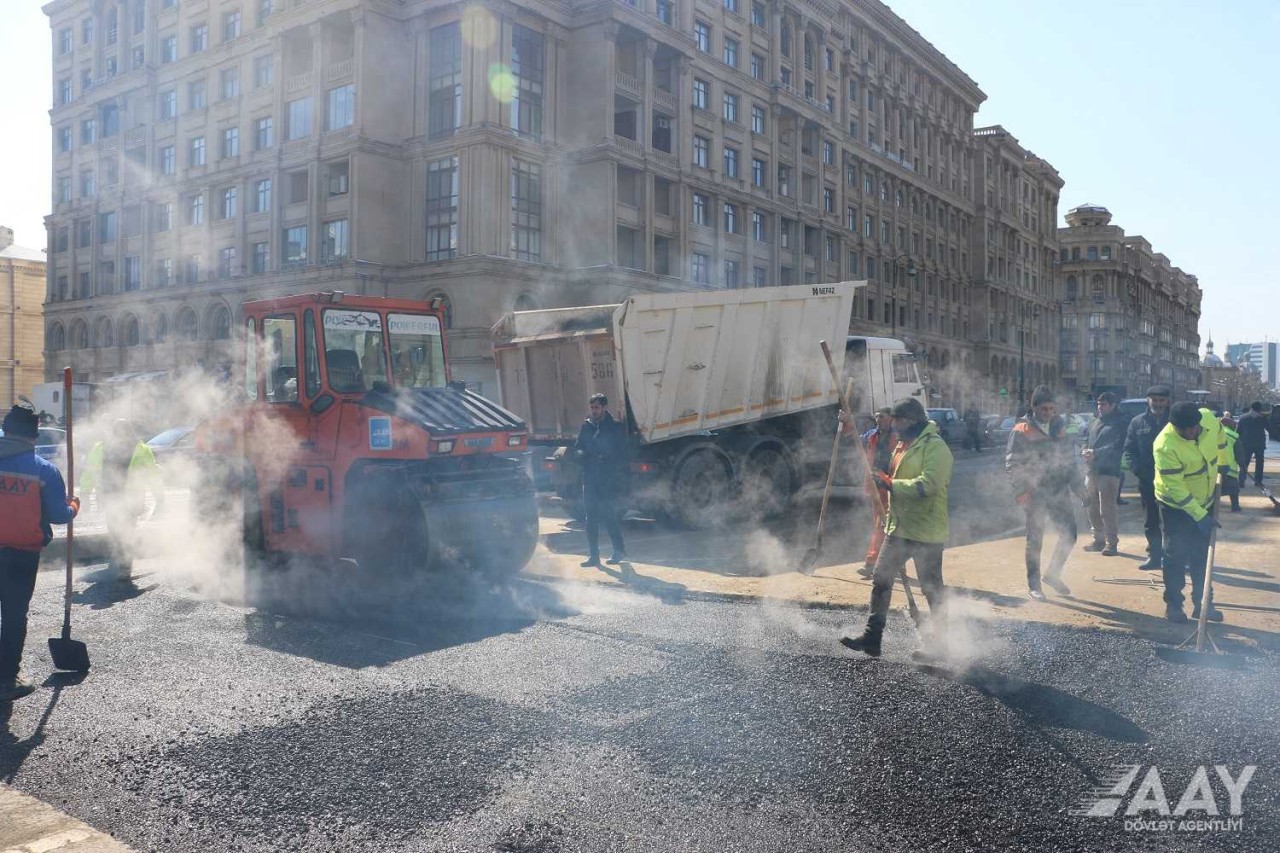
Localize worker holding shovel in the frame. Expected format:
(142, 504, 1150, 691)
(0, 404, 80, 701)
(841, 406, 895, 580)
(840, 398, 954, 658)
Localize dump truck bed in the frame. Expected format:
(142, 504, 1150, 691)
(493, 282, 859, 444)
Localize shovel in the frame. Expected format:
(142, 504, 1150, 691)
(1251, 479, 1280, 515)
(813, 341, 922, 628)
(799, 376, 855, 575)
(49, 367, 90, 673)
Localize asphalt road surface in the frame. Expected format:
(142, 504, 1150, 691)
(2, 560, 1276, 852)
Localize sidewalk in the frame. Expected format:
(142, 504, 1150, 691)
(0, 784, 134, 853)
(527, 491, 1280, 652)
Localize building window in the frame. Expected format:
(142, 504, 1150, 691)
(724, 145, 738, 178)
(750, 53, 764, 80)
(160, 145, 175, 175)
(286, 96, 311, 140)
(59, 27, 73, 55)
(692, 192, 708, 226)
(187, 193, 204, 225)
(752, 211, 766, 241)
(101, 104, 120, 137)
(220, 187, 238, 219)
(864, 213, 873, 237)
(751, 104, 765, 135)
(154, 201, 172, 232)
(82, 17, 94, 45)
(252, 242, 270, 273)
(322, 219, 349, 262)
(751, 2, 766, 26)
(254, 116, 273, 150)
(79, 169, 95, 197)
(253, 178, 272, 212)
(287, 170, 308, 203)
(223, 10, 241, 41)
(428, 23, 462, 138)
(191, 23, 208, 53)
(694, 21, 710, 53)
(221, 67, 240, 100)
(723, 92, 739, 123)
(724, 260, 739, 288)
(161, 35, 177, 63)
(751, 157, 765, 188)
(822, 140, 833, 164)
(218, 246, 237, 278)
(846, 206, 856, 231)
(822, 187, 833, 213)
(723, 37, 738, 68)
(58, 78, 72, 105)
(220, 127, 239, 158)
(254, 55, 273, 88)
(692, 78, 708, 110)
(693, 135, 709, 168)
(826, 236, 837, 262)
(657, 0, 675, 25)
(178, 306, 198, 338)
(159, 89, 177, 119)
(326, 84, 355, 130)
(691, 252, 709, 284)
(777, 164, 790, 196)
(57, 177, 71, 203)
(510, 25, 544, 140)
(98, 211, 117, 242)
(426, 156, 458, 261)
(188, 79, 206, 110)
(511, 160, 542, 262)
(847, 251, 859, 274)
(283, 225, 308, 268)
(1087, 245, 1099, 260)
(257, 0, 273, 26)
(156, 259, 172, 287)
(723, 203, 737, 234)
(190, 135, 206, 166)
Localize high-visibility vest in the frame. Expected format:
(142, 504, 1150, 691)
(1153, 415, 1220, 522)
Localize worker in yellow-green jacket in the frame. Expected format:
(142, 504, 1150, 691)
(79, 419, 163, 581)
(1153, 403, 1228, 625)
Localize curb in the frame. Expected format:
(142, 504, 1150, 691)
(0, 783, 135, 852)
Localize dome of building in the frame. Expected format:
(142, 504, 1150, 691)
(1202, 334, 1223, 368)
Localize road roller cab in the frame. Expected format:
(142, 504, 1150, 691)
(197, 291, 538, 575)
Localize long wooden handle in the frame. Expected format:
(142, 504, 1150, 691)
(62, 367, 75, 638)
(819, 340, 885, 516)
(814, 377, 855, 539)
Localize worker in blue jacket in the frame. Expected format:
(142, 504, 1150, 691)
(0, 404, 80, 701)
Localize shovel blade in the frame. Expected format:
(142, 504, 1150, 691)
(798, 547, 821, 575)
(48, 637, 90, 673)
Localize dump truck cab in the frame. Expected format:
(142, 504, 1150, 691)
(200, 291, 538, 575)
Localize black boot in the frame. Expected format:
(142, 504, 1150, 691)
(840, 629, 882, 657)
(1138, 553, 1162, 571)
(1192, 605, 1225, 623)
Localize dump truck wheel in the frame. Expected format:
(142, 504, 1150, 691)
(672, 450, 733, 529)
(741, 446, 793, 519)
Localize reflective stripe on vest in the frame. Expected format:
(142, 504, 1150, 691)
(0, 471, 46, 551)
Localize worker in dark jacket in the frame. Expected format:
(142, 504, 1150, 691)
(1082, 392, 1128, 555)
(1123, 385, 1171, 570)
(575, 393, 628, 568)
(963, 406, 984, 452)
(1267, 405, 1280, 444)
(0, 405, 80, 701)
(1236, 402, 1268, 487)
(1006, 386, 1081, 600)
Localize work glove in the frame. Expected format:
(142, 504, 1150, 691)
(67, 495, 81, 517)
(872, 471, 892, 491)
(1195, 515, 1221, 537)
(1218, 465, 1232, 475)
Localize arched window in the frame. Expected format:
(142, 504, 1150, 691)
(73, 321, 89, 350)
(1091, 274, 1105, 304)
(48, 323, 66, 352)
(427, 291, 453, 329)
(178, 308, 198, 341)
(780, 24, 791, 58)
(124, 315, 140, 346)
(211, 305, 232, 340)
(803, 36, 813, 70)
(153, 313, 168, 343)
(94, 317, 114, 348)
(513, 293, 537, 311)
(1065, 275, 1078, 300)
(895, 189, 903, 208)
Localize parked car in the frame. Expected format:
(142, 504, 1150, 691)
(1117, 398, 1148, 424)
(145, 426, 194, 457)
(927, 408, 965, 445)
(0, 426, 66, 468)
(987, 415, 1018, 448)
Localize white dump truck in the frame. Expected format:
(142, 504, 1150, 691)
(492, 282, 925, 527)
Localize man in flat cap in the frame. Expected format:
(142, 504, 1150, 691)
(1123, 385, 1171, 570)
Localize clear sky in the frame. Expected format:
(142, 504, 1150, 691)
(1, 0, 1275, 348)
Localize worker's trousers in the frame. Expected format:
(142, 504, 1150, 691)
(864, 496, 886, 565)
(583, 483, 625, 560)
(0, 548, 40, 683)
(866, 535, 946, 636)
(1160, 506, 1213, 609)
(1085, 472, 1120, 546)
(1137, 477, 1164, 564)
(1024, 493, 1077, 589)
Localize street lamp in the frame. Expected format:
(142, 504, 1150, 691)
(1017, 303, 1041, 407)
(889, 253, 917, 339)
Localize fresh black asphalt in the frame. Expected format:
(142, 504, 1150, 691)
(2, 558, 1275, 852)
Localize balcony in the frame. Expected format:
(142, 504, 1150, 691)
(612, 135, 644, 158)
(285, 71, 312, 94)
(615, 70, 642, 99)
(326, 58, 353, 82)
(652, 87, 677, 112)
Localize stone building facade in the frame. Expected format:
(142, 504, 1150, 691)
(42, 0, 994, 404)
(1056, 204, 1201, 402)
(0, 228, 48, 405)
(967, 125, 1062, 414)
